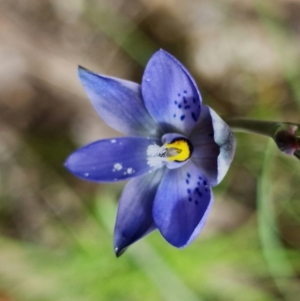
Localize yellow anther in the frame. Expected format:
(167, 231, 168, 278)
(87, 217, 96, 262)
(165, 139, 192, 162)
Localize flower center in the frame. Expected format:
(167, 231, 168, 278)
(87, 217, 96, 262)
(164, 139, 192, 162)
(147, 137, 193, 168)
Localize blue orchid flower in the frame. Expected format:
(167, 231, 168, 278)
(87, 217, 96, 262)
(65, 50, 235, 256)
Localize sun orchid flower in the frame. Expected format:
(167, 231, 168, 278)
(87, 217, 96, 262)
(65, 50, 236, 256)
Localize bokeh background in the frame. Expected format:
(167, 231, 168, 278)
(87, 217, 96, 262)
(1, 0, 300, 300)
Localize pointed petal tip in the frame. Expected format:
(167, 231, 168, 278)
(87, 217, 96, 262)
(157, 48, 167, 55)
(152, 49, 173, 61)
(78, 65, 87, 71)
(64, 152, 76, 173)
(64, 157, 76, 176)
(64, 155, 71, 170)
(78, 65, 92, 78)
(114, 246, 127, 257)
(63, 160, 68, 169)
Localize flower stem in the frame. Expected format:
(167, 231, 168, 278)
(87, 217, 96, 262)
(224, 118, 277, 137)
(224, 117, 300, 159)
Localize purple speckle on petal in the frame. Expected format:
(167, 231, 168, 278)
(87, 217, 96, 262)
(184, 90, 187, 94)
(186, 179, 189, 184)
(178, 93, 181, 97)
(173, 114, 176, 118)
(178, 104, 182, 109)
(187, 173, 191, 178)
(188, 197, 192, 202)
(180, 115, 185, 121)
(193, 97, 196, 103)
(185, 105, 190, 109)
(174, 101, 178, 105)
(191, 112, 197, 122)
(187, 188, 191, 194)
(195, 188, 202, 197)
(183, 97, 187, 104)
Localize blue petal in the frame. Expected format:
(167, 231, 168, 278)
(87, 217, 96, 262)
(153, 161, 213, 248)
(65, 137, 161, 182)
(78, 67, 160, 137)
(142, 50, 201, 136)
(114, 169, 164, 256)
(189, 105, 220, 186)
(190, 106, 235, 186)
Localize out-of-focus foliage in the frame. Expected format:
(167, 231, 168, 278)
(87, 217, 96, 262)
(0, 0, 300, 300)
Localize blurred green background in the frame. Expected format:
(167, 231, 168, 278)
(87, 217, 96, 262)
(1, 0, 300, 300)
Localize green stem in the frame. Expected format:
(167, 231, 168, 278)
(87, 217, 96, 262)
(224, 117, 300, 159)
(223, 118, 278, 137)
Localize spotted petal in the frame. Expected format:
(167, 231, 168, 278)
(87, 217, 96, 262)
(153, 161, 213, 247)
(114, 169, 164, 256)
(78, 67, 160, 137)
(142, 50, 201, 136)
(190, 105, 220, 186)
(65, 137, 160, 182)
